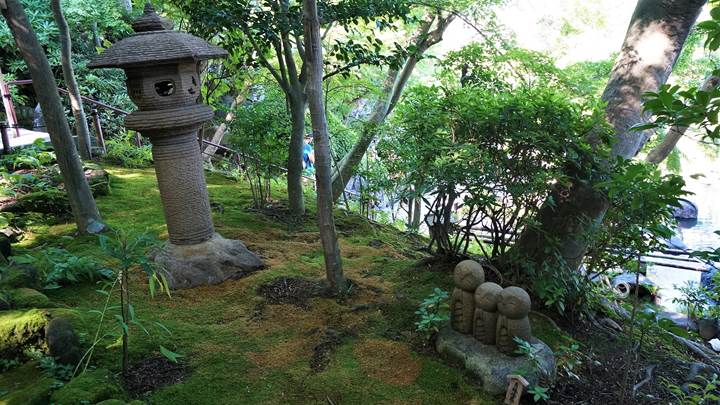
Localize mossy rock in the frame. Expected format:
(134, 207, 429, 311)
(50, 369, 123, 405)
(86, 169, 111, 197)
(9, 288, 51, 308)
(16, 190, 71, 216)
(0, 264, 40, 289)
(0, 361, 56, 405)
(94, 400, 145, 405)
(0, 309, 50, 356)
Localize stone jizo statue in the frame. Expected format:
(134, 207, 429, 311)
(451, 260, 484, 334)
(496, 286, 532, 356)
(473, 282, 503, 345)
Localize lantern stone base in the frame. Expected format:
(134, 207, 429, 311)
(152, 233, 264, 289)
(435, 326, 556, 395)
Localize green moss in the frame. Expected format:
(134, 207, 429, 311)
(50, 369, 123, 405)
(17, 190, 71, 215)
(0, 309, 50, 355)
(0, 265, 40, 289)
(0, 361, 55, 405)
(9, 288, 51, 308)
(529, 312, 572, 352)
(94, 400, 144, 405)
(16, 166, 499, 404)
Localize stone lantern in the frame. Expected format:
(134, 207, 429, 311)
(89, 3, 263, 289)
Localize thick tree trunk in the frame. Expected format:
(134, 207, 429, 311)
(287, 93, 306, 216)
(330, 15, 454, 201)
(51, 0, 92, 160)
(1, 0, 103, 234)
(604, 0, 706, 160)
(646, 74, 720, 164)
(512, 0, 705, 274)
(303, 0, 346, 292)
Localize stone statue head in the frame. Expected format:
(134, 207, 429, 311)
(474, 282, 503, 311)
(453, 260, 485, 291)
(497, 286, 531, 319)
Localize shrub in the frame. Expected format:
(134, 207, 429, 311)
(104, 132, 153, 168)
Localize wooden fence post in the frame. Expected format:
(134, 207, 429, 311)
(0, 123, 12, 155)
(91, 108, 106, 154)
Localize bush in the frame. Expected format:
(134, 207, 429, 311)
(381, 85, 602, 260)
(104, 132, 153, 168)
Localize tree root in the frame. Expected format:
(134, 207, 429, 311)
(670, 333, 720, 369)
(632, 364, 656, 396)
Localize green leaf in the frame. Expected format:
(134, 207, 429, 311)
(159, 345, 183, 363)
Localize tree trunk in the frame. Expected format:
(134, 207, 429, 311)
(646, 74, 720, 164)
(512, 0, 705, 274)
(51, 0, 92, 160)
(202, 91, 248, 162)
(303, 0, 346, 292)
(287, 93, 306, 216)
(1, 0, 103, 234)
(330, 15, 454, 201)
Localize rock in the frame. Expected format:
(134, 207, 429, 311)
(0, 361, 56, 405)
(0, 264, 40, 289)
(0, 309, 50, 357)
(152, 233, 264, 289)
(698, 318, 719, 340)
(673, 198, 698, 220)
(50, 369, 123, 405)
(9, 288, 50, 308)
(86, 168, 110, 196)
(16, 190, 71, 216)
(709, 338, 720, 352)
(435, 326, 556, 395)
(0, 234, 11, 260)
(46, 317, 82, 365)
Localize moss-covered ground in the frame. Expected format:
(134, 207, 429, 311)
(8, 167, 510, 404)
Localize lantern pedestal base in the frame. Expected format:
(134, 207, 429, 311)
(152, 233, 264, 289)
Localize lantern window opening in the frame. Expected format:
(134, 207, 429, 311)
(155, 80, 176, 97)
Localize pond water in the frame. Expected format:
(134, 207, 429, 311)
(648, 168, 720, 312)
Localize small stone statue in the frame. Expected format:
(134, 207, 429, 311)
(496, 286, 532, 356)
(451, 260, 484, 334)
(473, 282, 503, 345)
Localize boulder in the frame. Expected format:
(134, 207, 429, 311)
(0, 361, 56, 405)
(9, 288, 51, 308)
(46, 317, 82, 365)
(435, 326, 556, 395)
(673, 198, 698, 220)
(0, 309, 50, 357)
(0, 264, 40, 289)
(86, 168, 110, 197)
(152, 233, 264, 289)
(16, 190, 71, 216)
(50, 369, 123, 405)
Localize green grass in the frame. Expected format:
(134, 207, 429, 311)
(8, 166, 502, 404)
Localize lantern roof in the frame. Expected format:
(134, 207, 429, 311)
(88, 3, 227, 69)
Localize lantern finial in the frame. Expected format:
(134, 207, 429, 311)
(132, 2, 173, 33)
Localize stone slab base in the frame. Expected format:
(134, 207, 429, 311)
(153, 233, 264, 289)
(435, 326, 556, 395)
